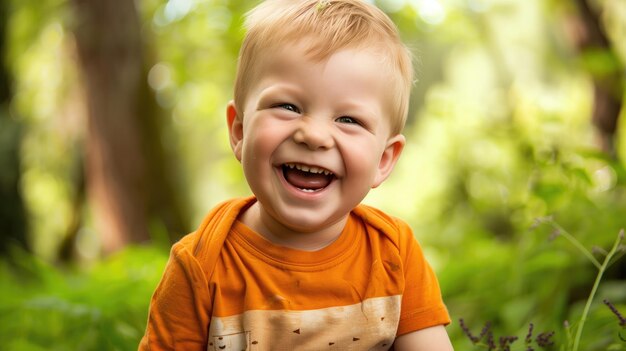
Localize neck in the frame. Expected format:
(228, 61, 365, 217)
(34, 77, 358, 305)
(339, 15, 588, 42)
(239, 202, 348, 251)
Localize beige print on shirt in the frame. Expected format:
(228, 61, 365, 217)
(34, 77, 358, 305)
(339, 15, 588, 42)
(208, 295, 402, 351)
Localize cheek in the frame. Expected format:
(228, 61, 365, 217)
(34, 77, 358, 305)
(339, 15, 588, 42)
(241, 120, 285, 163)
(341, 140, 384, 180)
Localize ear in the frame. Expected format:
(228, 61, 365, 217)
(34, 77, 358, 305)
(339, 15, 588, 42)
(226, 101, 244, 162)
(372, 134, 405, 188)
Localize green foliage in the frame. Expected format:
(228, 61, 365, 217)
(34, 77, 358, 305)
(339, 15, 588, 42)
(0, 246, 168, 350)
(457, 224, 626, 351)
(434, 132, 626, 349)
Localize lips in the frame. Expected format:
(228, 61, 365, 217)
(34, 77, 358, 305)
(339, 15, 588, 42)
(281, 163, 335, 192)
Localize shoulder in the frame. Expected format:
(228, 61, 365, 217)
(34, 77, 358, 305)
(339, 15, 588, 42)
(352, 204, 415, 249)
(173, 196, 256, 258)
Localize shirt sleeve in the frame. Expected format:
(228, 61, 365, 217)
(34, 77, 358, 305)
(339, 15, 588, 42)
(139, 239, 212, 351)
(396, 220, 450, 336)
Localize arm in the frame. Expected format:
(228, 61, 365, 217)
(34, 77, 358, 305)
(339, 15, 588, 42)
(392, 218, 452, 350)
(393, 325, 454, 351)
(139, 241, 212, 351)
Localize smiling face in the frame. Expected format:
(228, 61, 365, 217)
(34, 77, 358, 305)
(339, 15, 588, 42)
(227, 46, 405, 249)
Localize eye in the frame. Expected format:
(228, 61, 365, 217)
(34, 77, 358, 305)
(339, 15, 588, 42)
(336, 116, 360, 125)
(275, 103, 300, 113)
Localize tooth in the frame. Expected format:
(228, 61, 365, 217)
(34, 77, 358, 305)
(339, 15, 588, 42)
(284, 163, 333, 175)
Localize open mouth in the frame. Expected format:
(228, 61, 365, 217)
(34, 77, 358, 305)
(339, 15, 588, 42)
(281, 163, 335, 193)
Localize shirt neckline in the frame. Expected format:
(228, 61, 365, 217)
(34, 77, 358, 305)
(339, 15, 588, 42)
(229, 213, 361, 271)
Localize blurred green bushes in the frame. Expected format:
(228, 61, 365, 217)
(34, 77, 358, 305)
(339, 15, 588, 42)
(0, 247, 167, 350)
(439, 146, 626, 350)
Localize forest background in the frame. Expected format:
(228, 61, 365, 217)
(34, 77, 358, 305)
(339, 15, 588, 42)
(0, 0, 625, 350)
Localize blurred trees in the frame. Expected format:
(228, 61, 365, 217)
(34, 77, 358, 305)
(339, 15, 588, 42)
(0, 0, 28, 255)
(2, 0, 191, 259)
(568, 0, 623, 156)
(70, 0, 188, 254)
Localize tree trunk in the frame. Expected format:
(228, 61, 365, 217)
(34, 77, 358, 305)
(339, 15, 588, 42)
(0, 0, 28, 255)
(569, 0, 623, 157)
(71, 0, 188, 253)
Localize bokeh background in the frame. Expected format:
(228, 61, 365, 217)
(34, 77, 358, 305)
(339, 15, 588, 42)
(1, 0, 625, 349)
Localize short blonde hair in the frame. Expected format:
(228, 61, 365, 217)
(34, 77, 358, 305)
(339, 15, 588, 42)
(233, 0, 413, 135)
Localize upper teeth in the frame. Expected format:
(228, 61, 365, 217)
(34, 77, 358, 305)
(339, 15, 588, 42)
(285, 163, 332, 175)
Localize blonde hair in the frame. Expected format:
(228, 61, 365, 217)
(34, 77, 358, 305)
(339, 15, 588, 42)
(233, 0, 413, 135)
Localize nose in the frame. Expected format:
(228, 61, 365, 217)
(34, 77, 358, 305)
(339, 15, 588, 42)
(293, 116, 335, 150)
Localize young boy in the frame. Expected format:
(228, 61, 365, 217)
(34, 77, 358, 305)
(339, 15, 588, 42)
(140, 0, 452, 350)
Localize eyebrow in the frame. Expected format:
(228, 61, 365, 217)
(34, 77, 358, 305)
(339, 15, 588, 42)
(254, 81, 302, 100)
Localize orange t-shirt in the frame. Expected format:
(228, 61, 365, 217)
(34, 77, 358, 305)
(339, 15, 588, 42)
(139, 197, 449, 350)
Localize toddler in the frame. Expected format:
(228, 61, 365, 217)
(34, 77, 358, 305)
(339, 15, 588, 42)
(140, 0, 452, 350)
